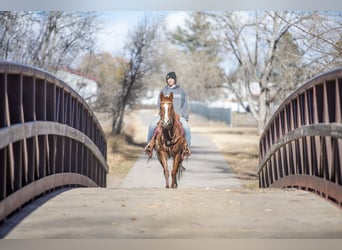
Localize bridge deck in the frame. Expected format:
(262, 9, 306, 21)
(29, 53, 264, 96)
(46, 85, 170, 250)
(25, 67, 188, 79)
(1, 187, 342, 238)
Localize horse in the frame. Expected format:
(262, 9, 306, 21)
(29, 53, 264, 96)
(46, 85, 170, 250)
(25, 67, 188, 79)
(148, 92, 187, 188)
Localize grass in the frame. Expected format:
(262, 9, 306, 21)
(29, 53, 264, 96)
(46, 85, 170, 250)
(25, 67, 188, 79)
(189, 114, 260, 189)
(98, 111, 147, 187)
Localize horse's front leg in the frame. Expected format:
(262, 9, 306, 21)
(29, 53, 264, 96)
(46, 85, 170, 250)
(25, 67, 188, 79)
(159, 152, 169, 188)
(171, 154, 181, 188)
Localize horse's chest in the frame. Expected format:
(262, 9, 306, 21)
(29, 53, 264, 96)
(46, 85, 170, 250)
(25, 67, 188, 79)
(156, 135, 175, 156)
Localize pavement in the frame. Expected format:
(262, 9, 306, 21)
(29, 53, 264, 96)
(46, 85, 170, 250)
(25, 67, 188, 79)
(120, 133, 241, 189)
(1, 187, 342, 239)
(1, 110, 342, 238)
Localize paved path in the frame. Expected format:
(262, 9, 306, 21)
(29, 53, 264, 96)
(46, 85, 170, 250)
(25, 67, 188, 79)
(120, 110, 240, 189)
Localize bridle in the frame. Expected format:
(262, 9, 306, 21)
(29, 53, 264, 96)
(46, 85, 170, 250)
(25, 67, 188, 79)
(160, 100, 174, 129)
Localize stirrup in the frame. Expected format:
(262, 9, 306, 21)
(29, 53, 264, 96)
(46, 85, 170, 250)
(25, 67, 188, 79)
(184, 144, 191, 156)
(144, 143, 152, 154)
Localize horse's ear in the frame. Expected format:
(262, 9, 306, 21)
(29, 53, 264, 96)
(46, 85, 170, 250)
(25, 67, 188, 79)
(169, 92, 173, 101)
(160, 92, 164, 100)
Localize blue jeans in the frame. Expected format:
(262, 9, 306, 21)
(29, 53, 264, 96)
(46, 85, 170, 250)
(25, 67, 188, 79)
(147, 116, 191, 146)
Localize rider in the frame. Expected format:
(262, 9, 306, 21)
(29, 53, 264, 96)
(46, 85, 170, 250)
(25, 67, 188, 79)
(144, 71, 191, 157)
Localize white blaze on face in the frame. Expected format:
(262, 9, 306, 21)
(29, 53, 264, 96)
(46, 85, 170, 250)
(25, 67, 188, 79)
(163, 103, 169, 124)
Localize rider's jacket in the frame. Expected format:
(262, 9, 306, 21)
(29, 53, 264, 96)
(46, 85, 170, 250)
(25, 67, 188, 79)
(158, 84, 189, 121)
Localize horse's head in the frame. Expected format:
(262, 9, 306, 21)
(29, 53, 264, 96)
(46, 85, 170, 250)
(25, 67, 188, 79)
(159, 92, 174, 128)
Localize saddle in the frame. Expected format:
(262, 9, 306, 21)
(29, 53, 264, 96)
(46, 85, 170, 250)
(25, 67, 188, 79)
(146, 114, 187, 160)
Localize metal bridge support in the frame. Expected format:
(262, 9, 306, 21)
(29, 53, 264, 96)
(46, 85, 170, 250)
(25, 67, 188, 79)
(258, 68, 342, 208)
(0, 61, 108, 221)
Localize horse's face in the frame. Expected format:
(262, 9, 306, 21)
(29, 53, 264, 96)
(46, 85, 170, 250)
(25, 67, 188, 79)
(160, 92, 174, 128)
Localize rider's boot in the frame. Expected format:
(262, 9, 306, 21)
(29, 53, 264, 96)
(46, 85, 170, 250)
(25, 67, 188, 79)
(144, 141, 153, 155)
(183, 141, 192, 156)
(145, 123, 162, 156)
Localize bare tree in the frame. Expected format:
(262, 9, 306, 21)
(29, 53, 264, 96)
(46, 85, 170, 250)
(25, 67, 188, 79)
(0, 11, 100, 72)
(279, 11, 342, 75)
(0, 12, 32, 62)
(77, 52, 125, 112)
(207, 11, 342, 133)
(111, 15, 161, 135)
(28, 11, 99, 72)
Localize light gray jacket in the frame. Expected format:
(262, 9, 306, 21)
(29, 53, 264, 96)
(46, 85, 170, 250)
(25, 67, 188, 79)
(158, 84, 189, 121)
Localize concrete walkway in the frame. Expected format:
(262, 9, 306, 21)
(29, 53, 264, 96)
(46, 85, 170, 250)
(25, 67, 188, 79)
(120, 110, 240, 189)
(120, 132, 241, 189)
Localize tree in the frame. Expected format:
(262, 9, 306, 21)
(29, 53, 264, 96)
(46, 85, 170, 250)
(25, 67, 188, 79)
(288, 11, 342, 74)
(171, 12, 218, 56)
(0, 11, 100, 72)
(168, 12, 224, 101)
(0, 12, 32, 62)
(205, 11, 342, 133)
(333, 33, 342, 67)
(111, 15, 161, 135)
(77, 52, 125, 112)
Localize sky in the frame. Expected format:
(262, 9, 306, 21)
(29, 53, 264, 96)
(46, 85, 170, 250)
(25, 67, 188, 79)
(2, 0, 340, 11)
(2, 1, 340, 55)
(95, 11, 190, 55)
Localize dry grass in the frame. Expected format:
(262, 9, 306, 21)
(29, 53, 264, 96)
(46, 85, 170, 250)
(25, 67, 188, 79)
(189, 112, 260, 189)
(97, 110, 260, 189)
(97, 111, 147, 188)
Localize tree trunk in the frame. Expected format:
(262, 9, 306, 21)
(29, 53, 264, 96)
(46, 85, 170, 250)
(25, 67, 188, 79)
(112, 104, 125, 135)
(258, 89, 268, 135)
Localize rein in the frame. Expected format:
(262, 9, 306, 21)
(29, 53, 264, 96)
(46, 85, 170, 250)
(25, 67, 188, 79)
(159, 109, 183, 147)
(163, 114, 176, 146)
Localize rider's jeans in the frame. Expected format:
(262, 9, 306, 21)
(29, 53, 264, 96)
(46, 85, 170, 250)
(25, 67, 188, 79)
(147, 115, 191, 146)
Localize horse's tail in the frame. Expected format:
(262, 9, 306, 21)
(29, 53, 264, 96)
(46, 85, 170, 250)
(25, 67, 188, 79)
(177, 162, 186, 181)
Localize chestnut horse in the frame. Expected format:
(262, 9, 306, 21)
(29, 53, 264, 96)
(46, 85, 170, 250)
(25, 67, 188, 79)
(148, 92, 187, 188)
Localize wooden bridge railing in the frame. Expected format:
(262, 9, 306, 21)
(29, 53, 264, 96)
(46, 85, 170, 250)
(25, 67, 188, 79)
(0, 61, 108, 221)
(258, 68, 342, 208)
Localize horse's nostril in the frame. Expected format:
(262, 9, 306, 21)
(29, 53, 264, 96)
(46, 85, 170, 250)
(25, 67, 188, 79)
(162, 120, 170, 127)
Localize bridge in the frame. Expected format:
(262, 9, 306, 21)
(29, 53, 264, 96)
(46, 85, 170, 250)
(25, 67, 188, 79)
(258, 68, 342, 208)
(0, 61, 108, 222)
(0, 61, 342, 238)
